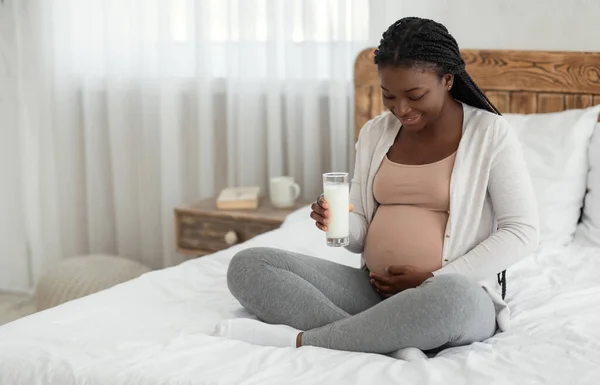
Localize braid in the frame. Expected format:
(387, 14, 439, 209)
(452, 72, 501, 115)
(374, 17, 501, 115)
(375, 17, 507, 299)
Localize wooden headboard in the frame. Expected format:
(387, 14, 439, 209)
(354, 48, 600, 141)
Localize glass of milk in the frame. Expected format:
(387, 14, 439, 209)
(322, 172, 350, 247)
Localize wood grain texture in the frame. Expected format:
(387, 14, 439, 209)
(485, 91, 510, 113)
(538, 93, 565, 113)
(354, 48, 600, 140)
(174, 198, 311, 256)
(461, 50, 600, 93)
(510, 92, 538, 114)
(176, 213, 279, 254)
(565, 94, 594, 109)
(354, 49, 384, 140)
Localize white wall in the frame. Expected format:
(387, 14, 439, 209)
(369, 0, 600, 51)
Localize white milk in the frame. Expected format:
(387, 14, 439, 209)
(323, 183, 350, 239)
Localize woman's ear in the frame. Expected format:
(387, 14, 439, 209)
(443, 73, 454, 90)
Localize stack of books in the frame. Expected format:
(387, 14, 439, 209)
(216, 186, 260, 210)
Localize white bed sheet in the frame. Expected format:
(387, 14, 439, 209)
(1, 205, 600, 385)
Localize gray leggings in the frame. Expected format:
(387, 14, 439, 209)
(227, 247, 497, 354)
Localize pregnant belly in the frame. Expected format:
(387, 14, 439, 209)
(363, 205, 447, 275)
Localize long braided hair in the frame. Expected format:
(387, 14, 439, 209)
(374, 17, 507, 299)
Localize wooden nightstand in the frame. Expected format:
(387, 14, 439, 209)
(174, 198, 311, 258)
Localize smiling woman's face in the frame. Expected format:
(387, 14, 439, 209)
(379, 65, 453, 132)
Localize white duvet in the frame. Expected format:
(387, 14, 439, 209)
(1, 205, 600, 385)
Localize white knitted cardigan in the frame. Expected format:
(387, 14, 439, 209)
(346, 103, 540, 331)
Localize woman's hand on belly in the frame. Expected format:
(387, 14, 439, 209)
(369, 265, 434, 297)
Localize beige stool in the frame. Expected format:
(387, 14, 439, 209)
(35, 254, 151, 311)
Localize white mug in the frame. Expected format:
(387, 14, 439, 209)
(270, 176, 301, 208)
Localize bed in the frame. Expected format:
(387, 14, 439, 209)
(1, 49, 600, 385)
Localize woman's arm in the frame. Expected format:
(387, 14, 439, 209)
(345, 124, 371, 254)
(433, 121, 540, 281)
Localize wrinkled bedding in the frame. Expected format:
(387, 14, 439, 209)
(1, 206, 599, 385)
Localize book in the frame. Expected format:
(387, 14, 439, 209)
(216, 186, 261, 210)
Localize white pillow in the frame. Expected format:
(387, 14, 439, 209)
(502, 105, 600, 247)
(575, 121, 600, 247)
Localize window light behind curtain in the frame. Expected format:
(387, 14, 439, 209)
(3, 0, 402, 291)
(68, 0, 369, 78)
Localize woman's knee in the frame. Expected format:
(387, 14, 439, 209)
(427, 274, 493, 314)
(429, 274, 496, 339)
(226, 247, 279, 296)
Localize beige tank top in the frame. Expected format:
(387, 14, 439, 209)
(363, 152, 456, 275)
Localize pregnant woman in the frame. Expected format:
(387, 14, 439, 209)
(214, 17, 539, 359)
